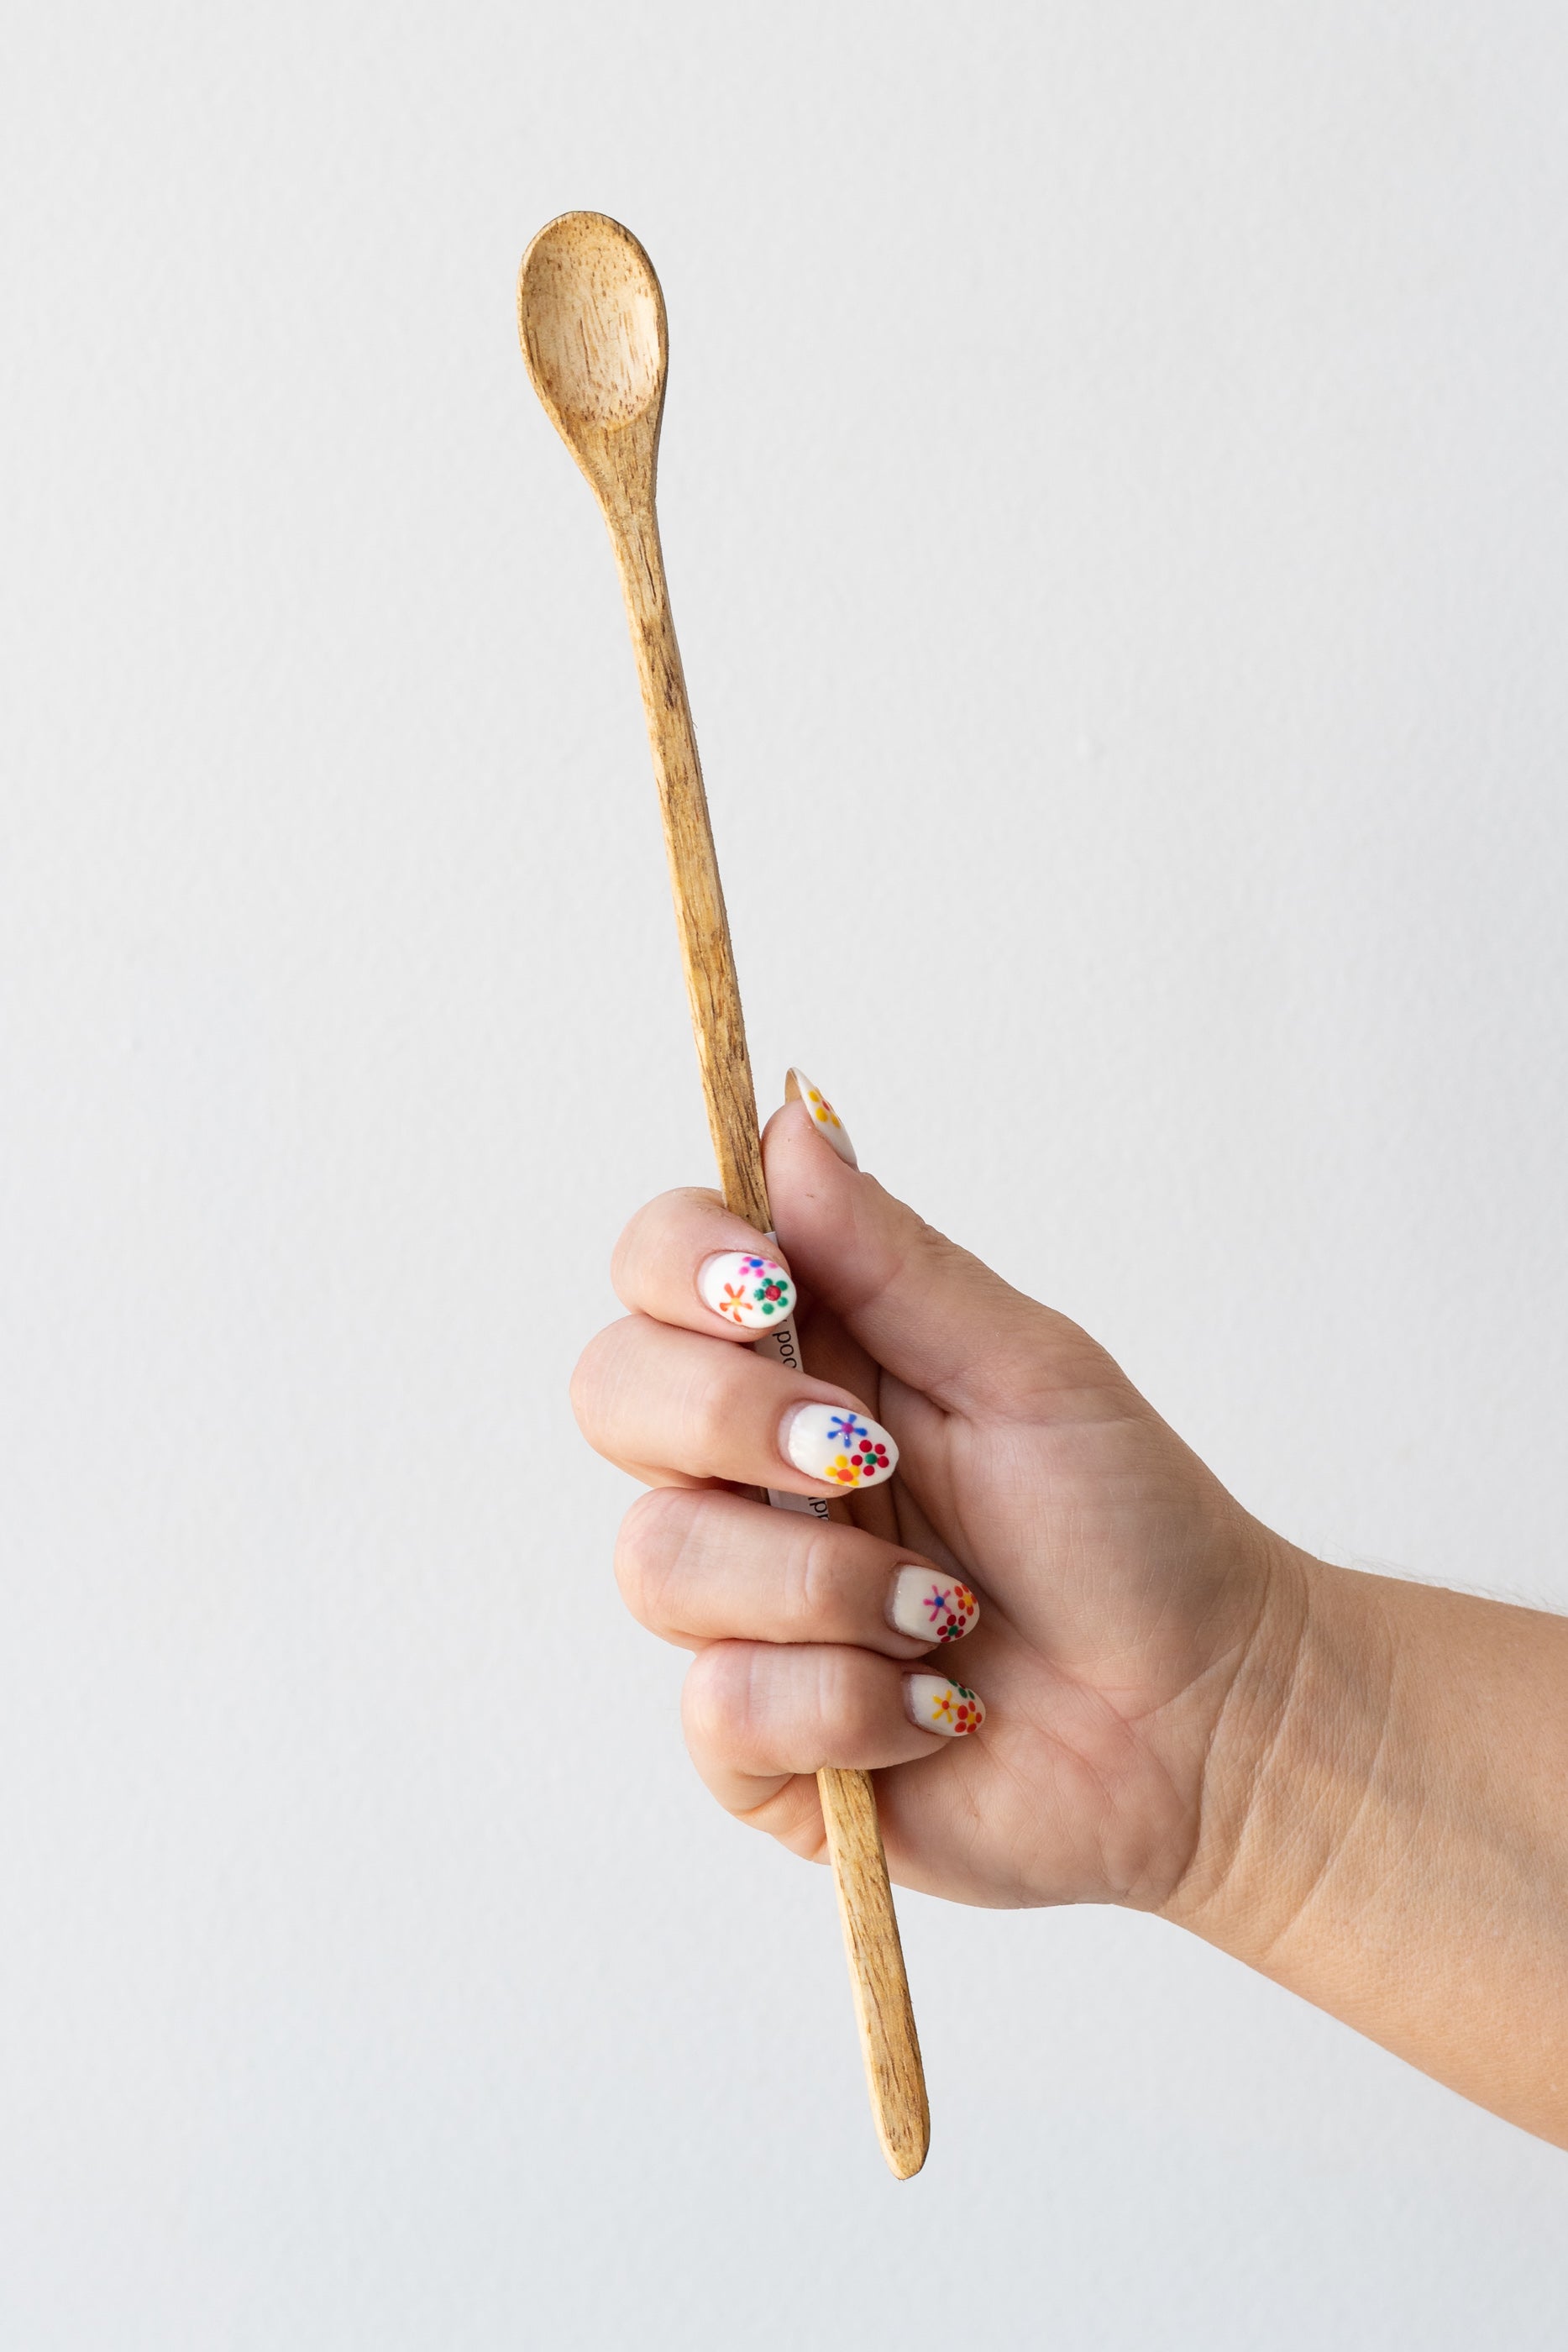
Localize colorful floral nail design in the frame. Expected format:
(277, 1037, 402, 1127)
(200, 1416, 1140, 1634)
(905, 1673, 986, 1737)
(888, 1567, 980, 1645)
(697, 1252, 797, 1331)
(781, 1401, 898, 1489)
(786, 1068, 857, 1167)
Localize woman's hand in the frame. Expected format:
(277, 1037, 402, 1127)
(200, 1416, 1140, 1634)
(570, 1083, 1293, 1914)
(573, 1079, 1568, 2150)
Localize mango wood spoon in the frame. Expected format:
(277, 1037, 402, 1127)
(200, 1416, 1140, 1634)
(517, 209, 929, 2177)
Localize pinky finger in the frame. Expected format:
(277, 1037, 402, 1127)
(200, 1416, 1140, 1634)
(681, 1641, 976, 1824)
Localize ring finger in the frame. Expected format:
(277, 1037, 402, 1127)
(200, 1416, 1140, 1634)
(616, 1484, 981, 1657)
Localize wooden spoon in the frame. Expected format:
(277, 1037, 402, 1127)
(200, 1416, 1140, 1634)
(517, 210, 929, 2177)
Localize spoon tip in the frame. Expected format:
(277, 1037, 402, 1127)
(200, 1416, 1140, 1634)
(517, 210, 668, 439)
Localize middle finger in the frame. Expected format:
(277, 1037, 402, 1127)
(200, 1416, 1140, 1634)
(570, 1314, 899, 1496)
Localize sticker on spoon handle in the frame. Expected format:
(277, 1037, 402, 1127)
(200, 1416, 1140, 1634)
(752, 1315, 834, 1519)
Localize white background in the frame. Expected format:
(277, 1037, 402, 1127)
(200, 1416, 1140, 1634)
(3, 3, 1567, 2344)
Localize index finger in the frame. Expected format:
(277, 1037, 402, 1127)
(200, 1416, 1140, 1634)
(611, 1186, 800, 1342)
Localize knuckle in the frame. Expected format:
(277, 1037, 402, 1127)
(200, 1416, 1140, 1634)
(682, 1641, 760, 1758)
(613, 1486, 699, 1626)
(742, 1782, 831, 1860)
(685, 1364, 737, 1473)
(785, 1525, 838, 1640)
(812, 1646, 882, 1748)
(567, 1323, 619, 1439)
(611, 1187, 723, 1297)
(684, 1641, 878, 1777)
(568, 1315, 653, 1451)
(607, 1202, 653, 1299)
(566, 1350, 600, 1436)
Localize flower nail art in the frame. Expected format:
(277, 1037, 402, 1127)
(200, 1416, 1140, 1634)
(698, 1252, 797, 1331)
(889, 1567, 980, 1645)
(782, 1401, 899, 1489)
(786, 1068, 857, 1167)
(905, 1673, 986, 1737)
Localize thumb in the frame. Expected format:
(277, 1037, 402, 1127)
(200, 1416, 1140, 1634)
(761, 1082, 1120, 1419)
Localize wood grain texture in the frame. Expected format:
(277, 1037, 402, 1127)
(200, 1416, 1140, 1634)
(518, 209, 927, 2176)
(608, 505, 770, 1230)
(817, 1765, 930, 2177)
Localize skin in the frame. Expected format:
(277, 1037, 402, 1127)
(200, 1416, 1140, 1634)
(571, 1098, 1568, 2149)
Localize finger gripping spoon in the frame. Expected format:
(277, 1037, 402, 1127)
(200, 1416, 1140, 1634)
(517, 210, 929, 2178)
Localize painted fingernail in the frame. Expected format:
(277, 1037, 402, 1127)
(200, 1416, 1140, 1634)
(888, 1567, 980, 1645)
(697, 1252, 797, 1331)
(786, 1068, 857, 1167)
(905, 1674, 986, 1736)
(780, 1402, 898, 1489)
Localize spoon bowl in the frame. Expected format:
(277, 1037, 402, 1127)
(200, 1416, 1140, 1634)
(518, 213, 668, 494)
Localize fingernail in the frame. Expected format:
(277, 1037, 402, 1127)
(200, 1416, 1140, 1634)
(888, 1567, 980, 1645)
(904, 1674, 986, 1736)
(786, 1068, 857, 1168)
(780, 1402, 898, 1489)
(697, 1252, 797, 1331)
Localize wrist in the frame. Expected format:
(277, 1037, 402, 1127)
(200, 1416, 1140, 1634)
(1161, 1536, 1399, 1968)
(1162, 1534, 1568, 2146)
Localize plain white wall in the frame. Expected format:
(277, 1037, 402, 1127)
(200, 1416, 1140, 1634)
(3, 2, 1567, 2344)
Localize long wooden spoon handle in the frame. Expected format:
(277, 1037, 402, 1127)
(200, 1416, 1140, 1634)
(608, 500, 769, 1229)
(603, 497, 930, 2179)
(817, 1766, 930, 2177)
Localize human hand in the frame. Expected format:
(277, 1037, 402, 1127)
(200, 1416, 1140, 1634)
(570, 1080, 1294, 1914)
(573, 1079, 1568, 2146)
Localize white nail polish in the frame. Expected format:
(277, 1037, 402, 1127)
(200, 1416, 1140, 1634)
(697, 1252, 796, 1331)
(904, 1673, 986, 1736)
(785, 1068, 857, 1167)
(780, 1402, 898, 1489)
(888, 1567, 980, 1645)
